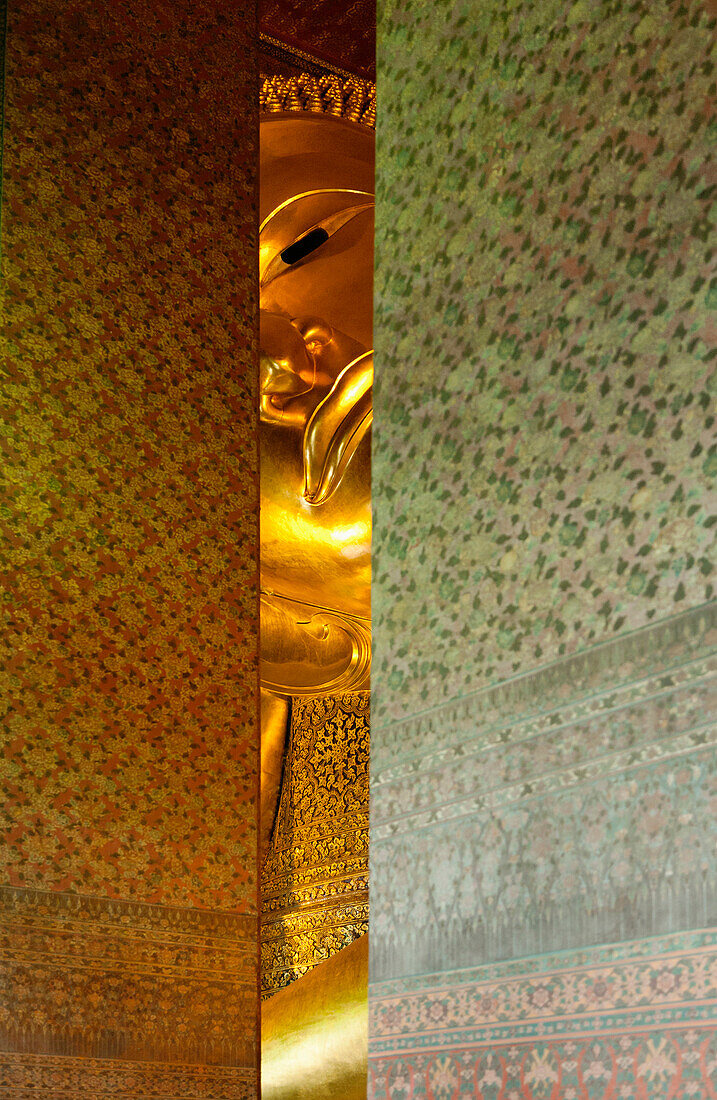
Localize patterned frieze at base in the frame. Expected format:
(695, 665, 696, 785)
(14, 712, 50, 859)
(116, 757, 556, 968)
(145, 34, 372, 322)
(370, 604, 717, 981)
(0, 1054, 256, 1100)
(369, 932, 717, 1098)
(0, 886, 257, 1070)
(370, 1029, 717, 1100)
(262, 693, 369, 996)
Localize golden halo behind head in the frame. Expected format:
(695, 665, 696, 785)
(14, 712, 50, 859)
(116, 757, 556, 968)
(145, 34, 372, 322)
(260, 72, 376, 128)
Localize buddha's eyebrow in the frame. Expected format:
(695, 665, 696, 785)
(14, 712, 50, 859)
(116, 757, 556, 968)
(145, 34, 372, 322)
(259, 188, 373, 235)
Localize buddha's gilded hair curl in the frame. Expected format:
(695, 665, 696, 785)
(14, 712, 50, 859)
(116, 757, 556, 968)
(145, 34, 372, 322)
(260, 73, 376, 129)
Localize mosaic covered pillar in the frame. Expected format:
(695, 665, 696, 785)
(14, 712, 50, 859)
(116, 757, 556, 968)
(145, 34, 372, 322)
(369, 0, 717, 1094)
(0, 2, 259, 1097)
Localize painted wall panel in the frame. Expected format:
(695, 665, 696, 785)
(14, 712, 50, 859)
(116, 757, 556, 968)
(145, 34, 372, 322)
(0, 2, 259, 1096)
(370, 0, 717, 1093)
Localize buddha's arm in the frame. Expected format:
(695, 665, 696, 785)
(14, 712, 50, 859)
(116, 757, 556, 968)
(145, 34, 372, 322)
(260, 690, 289, 860)
(261, 934, 368, 1100)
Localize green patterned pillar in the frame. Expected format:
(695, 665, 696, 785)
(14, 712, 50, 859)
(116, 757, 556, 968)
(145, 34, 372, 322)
(370, 0, 717, 1093)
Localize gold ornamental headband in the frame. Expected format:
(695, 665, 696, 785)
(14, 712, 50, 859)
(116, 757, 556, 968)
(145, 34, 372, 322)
(260, 73, 376, 129)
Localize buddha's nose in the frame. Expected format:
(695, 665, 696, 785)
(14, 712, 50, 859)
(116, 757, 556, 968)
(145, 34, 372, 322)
(260, 311, 314, 407)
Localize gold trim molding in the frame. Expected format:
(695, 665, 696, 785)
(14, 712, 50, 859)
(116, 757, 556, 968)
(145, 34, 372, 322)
(260, 72, 376, 128)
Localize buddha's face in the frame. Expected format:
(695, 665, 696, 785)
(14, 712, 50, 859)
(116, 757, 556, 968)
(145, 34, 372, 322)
(259, 113, 374, 694)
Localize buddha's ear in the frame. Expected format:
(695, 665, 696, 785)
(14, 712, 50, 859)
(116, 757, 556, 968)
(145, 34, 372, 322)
(302, 351, 373, 506)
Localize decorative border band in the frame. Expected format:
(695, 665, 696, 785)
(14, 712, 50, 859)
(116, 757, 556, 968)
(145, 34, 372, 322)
(370, 933, 717, 1053)
(0, 886, 257, 1067)
(0, 1053, 256, 1100)
(373, 603, 716, 764)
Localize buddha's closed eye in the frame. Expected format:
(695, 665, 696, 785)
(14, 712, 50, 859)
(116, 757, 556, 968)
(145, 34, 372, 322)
(260, 191, 374, 289)
(281, 227, 329, 265)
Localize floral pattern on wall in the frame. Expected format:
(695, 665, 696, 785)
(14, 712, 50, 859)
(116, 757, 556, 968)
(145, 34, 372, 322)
(372, 0, 716, 725)
(370, 0, 717, 1090)
(0, 0, 259, 1094)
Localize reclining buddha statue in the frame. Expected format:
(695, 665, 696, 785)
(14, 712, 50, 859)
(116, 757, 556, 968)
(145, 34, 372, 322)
(259, 75, 374, 1100)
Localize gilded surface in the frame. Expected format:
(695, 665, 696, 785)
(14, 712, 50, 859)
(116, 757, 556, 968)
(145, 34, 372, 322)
(258, 109, 374, 699)
(258, 87, 373, 1095)
(258, 102, 373, 995)
(262, 936, 369, 1100)
(260, 73, 375, 127)
(262, 693, 369, 997)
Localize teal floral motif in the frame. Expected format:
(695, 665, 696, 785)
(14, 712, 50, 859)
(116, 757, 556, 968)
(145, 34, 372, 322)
(387, 1060, 413, 1100)
(426, 1055, 460, 1099)
(522, 1046, 560, 1099)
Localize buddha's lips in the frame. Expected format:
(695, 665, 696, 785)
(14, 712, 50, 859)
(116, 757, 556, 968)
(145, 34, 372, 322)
(302, 350, 373, 506)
